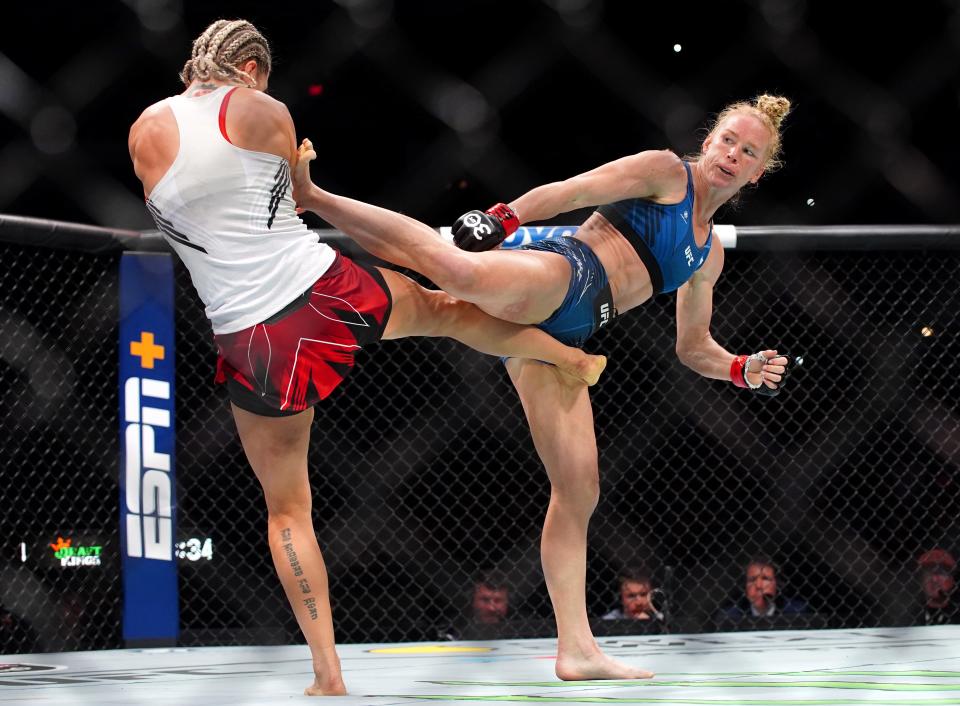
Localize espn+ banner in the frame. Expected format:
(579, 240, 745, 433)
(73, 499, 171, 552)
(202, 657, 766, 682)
(118, 253, 178, 645)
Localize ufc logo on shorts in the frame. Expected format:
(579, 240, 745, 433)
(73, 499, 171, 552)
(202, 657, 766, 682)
(124, 377, 173, 561)
(685, 245, 694, 267)
(463, 212, 491, 241)
(600, 302, 611, 326)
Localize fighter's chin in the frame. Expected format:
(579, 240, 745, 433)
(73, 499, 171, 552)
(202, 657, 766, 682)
(706, 168, 737, 189)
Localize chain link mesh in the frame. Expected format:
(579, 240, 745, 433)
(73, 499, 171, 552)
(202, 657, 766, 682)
(0, 247, 122, 652)
(1, 240, 957, 653)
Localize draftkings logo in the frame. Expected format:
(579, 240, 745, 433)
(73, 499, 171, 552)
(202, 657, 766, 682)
(49, 536, 102, 568)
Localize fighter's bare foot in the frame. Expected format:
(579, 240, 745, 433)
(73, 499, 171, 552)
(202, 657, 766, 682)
(555, 650, 654, 681)
(292, 139, 319, 211)
(558, 353, 607, 387)
(296, 138, 317, 171)
(304, 677, 347, 696)
(304, 659, 347, 697)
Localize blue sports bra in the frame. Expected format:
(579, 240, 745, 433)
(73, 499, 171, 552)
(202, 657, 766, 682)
(596, 161, 712, 295)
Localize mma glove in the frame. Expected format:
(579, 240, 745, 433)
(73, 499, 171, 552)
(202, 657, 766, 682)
(452, 203, 520, 252)
(731, 352, 803, 397)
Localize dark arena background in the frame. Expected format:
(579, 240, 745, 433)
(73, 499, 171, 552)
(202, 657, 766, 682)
(1, 2, 960, 704)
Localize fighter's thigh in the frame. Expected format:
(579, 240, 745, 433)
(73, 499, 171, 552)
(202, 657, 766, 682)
(470, 249, 571, 323)
(231, 403, 314, 510)
(376, 266, 464, 340)
(505, 357, 599, 481)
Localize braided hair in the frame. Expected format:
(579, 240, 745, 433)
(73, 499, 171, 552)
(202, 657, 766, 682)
(180, 19, 272, 88)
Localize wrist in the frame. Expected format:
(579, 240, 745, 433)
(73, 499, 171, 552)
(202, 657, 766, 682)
(732, 352, 767, 390)
(730, 355, 749, 388)
(486, 203, 520, 235)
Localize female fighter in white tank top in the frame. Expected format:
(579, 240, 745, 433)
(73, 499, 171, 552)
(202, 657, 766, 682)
(146, 85, 336, 334)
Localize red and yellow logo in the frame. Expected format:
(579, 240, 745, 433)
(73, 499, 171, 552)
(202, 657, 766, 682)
(49, 536, 71, 553)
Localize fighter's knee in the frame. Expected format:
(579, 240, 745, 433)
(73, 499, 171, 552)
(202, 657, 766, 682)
(582, 477, 601, 510)
(551, 471, 601, 510)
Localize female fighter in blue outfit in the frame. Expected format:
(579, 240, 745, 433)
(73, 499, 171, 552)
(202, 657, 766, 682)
(292, 94, 798, 682)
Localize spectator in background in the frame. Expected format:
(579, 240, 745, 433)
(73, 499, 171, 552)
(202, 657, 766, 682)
(444, 570, 512, 640)
(472, 571, 511, 625)
(602, 567, 661, 623)
(917, 548, 959, 626)
(717, 556, 809, 623)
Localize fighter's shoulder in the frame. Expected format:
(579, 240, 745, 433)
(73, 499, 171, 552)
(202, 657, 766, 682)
(646, 149, 686, 184)
(131, 99, 170, 130)
(618, 149, 686, 199)
(225, 88, 296, 157)
(129, 99, 173, 151)
(644, 148, 684, 167)
(622, 149, 683, 173)
(229, 88, 292, 123)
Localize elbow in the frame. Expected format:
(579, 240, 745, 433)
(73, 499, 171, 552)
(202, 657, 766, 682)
(675, 342, 695, 369)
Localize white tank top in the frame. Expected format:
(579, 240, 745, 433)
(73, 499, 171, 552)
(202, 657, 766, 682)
(146, 86, 336, 334)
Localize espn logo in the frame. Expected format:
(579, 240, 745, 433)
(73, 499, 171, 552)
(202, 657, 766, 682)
(123, 377, 172, 561)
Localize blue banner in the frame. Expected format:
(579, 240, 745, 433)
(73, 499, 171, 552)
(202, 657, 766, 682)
(118, 252, 178, 644)
(502, 225, 579, 248)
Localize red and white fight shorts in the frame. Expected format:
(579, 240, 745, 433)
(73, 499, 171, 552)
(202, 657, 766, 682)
(213, 253, 392, 416)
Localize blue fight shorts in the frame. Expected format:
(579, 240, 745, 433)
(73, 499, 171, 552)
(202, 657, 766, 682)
(522, 236, 616, 348)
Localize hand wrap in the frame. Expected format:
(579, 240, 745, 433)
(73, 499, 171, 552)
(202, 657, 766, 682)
(731, 353, 804, 397)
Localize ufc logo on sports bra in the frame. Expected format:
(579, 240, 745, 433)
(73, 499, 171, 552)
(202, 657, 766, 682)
(685, 245, 694, 267)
